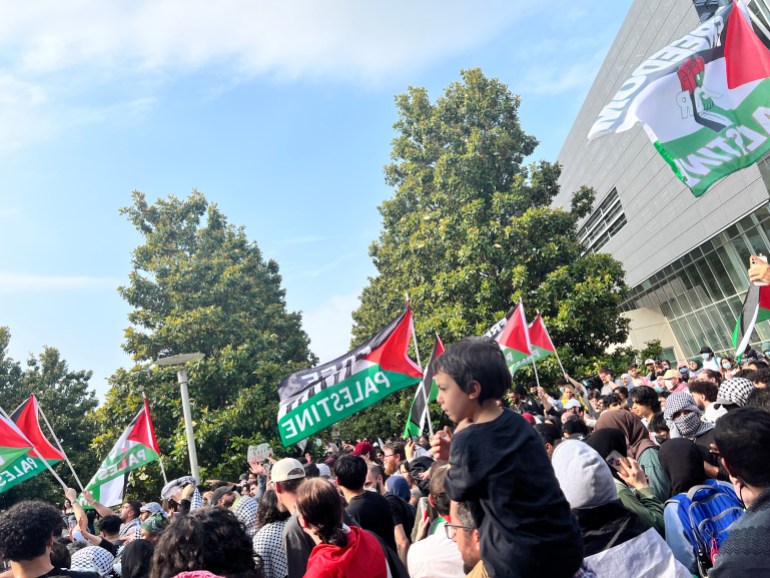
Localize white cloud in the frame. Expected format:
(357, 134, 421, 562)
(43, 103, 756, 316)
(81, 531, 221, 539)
(302, 291, 360, 363)
(0, 271, 120, 293)
(0, 1, 531, 83)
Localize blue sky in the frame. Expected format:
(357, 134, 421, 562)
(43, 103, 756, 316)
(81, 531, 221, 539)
(0, 0, 632, 399)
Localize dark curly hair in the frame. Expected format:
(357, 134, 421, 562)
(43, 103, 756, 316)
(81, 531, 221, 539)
(296, 478, 346, 547)
(0, 501, 64, 561)
(256, 490, 289, 531)
(150, 508, 262, 578)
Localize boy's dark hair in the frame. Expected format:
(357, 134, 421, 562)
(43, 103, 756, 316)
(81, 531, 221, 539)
(97, 514, 122, 535)
(333, 454, 367, 490)
(303, 463, 320, 478)
(649, 412, 669, 434)
(745, 388, 770, 413)
(432, 337, 511, 403)
(688, 379, 718, 402)
(534, 423, 560, 446)
(658, 390, 671, 399)
(733, 369, 757, 381)
(715, 407, 770, 488)
(602, 393, 621, 408)
(0, 501, 64, 561)
(555, 377, 569, 387)
(256, 490, 289, 530)
(613, 385, 629, 398)
(562, 419, 588, 439)
(279, 478, 305, 494)
(700, 369, 723, 385)
(150, 508, 259, 578)
(126, 500, 142, 518)
(50, 540, 71, 569)
(629, 386, 660, 412)
(753, 367, 770, 386)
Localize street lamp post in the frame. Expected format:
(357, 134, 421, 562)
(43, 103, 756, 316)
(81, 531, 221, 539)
(156, 353, 205, 480)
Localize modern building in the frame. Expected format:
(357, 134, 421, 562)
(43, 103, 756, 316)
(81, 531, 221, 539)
(556, 0, 770, 362)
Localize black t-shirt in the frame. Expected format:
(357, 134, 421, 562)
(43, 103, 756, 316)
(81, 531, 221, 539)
(384, 493, 415, 538)
(346, 491, 397, 552)
(38, 568, 100, 578)
(445, 408, 584, 578)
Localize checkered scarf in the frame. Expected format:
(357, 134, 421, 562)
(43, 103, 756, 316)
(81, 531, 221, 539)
(71, 546, 115, 577)
(664, 392, 714, 439)
(232, 495, 258, 538)
(716, 377, 755, 407)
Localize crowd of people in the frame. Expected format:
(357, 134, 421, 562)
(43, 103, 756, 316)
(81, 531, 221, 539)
(1, 260, 769, 578)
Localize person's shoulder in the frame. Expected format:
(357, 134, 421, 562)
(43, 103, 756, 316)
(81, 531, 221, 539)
(47, 571, 100, 578)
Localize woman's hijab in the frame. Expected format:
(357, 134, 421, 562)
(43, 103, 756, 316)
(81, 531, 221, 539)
(658, 437, 706, 496)
(594, 411, 657, 460)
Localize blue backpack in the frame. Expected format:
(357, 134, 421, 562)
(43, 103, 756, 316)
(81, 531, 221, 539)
(666, 479, 744, 576)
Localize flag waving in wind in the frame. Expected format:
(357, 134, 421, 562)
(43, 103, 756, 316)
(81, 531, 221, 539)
(278, 308, 422, 447)
(0, 395, 65, 494)
(733, 283, 770, 360)
(80, 398, 160, 507)
(589, 1, 770, 197)
(496, 302, 533, 375)
(528, 315, 557, 362)
(404, 336, 444, 438)
(0, 414, 33, 475)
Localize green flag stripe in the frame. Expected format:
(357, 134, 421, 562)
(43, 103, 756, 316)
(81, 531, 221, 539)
(279, 366, 420, 446)
(0, 456, 60, 494)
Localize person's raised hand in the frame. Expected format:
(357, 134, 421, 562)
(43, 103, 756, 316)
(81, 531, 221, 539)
(616, 457, 648, 490)
(65, 487, 78, 503)
(81, 489, 95, 504)
(405, 438, 415, 461)
(181, 483, 195, 500)
(749, 255, 770, 284)
(430, 426, 453, 461)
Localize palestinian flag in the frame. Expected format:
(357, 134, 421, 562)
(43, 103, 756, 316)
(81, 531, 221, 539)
(589, 1, 770, 197)
(733, 283, 770, 359)
(0, 395, 65, 494)
(278, 308, 422, 447)
(0, 414, 33, 474)
(496, 302, 533, 375)
(80, 398, 160, 507)
(404, 336, 445, 438)
(528, 315, 557, 362)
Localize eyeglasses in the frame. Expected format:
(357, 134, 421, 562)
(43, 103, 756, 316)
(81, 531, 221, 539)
(444, 523, 474, 540)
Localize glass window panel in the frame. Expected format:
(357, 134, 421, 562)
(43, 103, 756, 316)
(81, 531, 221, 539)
(706, 304, 733, 343)
(699, 255, 726, 301)
(678, 315, 703, 356)
(717, 300, 738, 335)
(695, 309, 727, 351)
(716, 245, 748, 294)
(683, 268, 705, 309)
(755, 319, 770, 342)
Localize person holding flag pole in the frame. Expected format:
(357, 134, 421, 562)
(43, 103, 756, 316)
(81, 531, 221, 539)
(406, 294, 432, 438)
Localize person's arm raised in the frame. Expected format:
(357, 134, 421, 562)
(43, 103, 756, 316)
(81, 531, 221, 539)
(81, 488, 114, 518)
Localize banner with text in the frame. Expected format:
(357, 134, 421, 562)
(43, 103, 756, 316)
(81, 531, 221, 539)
(277, 308, 423, 447)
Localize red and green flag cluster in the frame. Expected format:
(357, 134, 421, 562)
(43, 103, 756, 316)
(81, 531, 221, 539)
(496, 302, 533, 374)
(0, 395, 65, 494)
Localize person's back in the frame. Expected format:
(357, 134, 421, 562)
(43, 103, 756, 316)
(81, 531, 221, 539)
(709, 408, 770, 577)
(430, 337, 583, 578)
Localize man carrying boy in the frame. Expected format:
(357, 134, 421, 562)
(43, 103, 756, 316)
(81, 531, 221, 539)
(431, 337, 584, 578)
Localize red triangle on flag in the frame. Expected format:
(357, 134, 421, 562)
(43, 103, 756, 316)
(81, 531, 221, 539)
(528, 315, 557, 353)
(11, 395, 64, 461)
(0, 415, 33, 450)
(496, 302, 532, 355)
(725, 2, 770, 89)
(127, 399, 161, 455)
(365, 308, 423, 378)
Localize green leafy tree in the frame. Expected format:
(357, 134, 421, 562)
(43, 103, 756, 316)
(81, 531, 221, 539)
(94, 191, 313, 497)
(0, 327, 98, 508)
(347, 69, 629, 435)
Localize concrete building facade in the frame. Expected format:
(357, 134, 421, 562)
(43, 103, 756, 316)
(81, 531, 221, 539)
(557, 0, 770, 360)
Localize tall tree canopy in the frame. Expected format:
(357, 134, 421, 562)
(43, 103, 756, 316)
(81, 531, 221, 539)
(348, 69, 629, 436)
(94, 191, 312, 494)
(0, 327, 98, 508)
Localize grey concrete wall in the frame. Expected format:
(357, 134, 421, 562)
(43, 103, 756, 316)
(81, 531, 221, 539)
(556, 0, 770, 288)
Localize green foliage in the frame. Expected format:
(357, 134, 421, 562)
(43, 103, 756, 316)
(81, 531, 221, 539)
(347, 69, 629, 434)
(95, 191, 312, 498)
(639, 339, 664, 363)
(0, 327, 98, 508)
